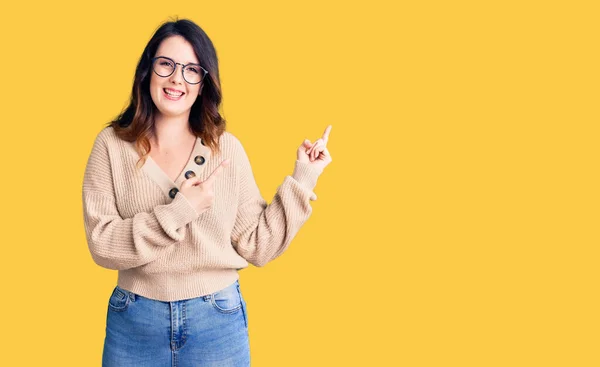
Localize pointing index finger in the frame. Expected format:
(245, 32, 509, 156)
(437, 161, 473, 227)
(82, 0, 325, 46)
(203, 158, 230, 185)
(322, 125, 332, 144)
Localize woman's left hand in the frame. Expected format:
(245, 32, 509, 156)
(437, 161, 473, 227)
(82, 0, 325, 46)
(297, 125, 333, 173)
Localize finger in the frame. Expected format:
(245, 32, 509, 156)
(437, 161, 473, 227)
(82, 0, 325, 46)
(305, 143, 317, 157)
(181, 176, 201, 188)
(314, 146, 330, 161)
(203, 158, 230, 185)
(307, 139, 323, 155)
(301, 140, 314, 158)
(321, 125, 332, 144)
(310, 141, 323, 160)
(314, 146, 323, 161)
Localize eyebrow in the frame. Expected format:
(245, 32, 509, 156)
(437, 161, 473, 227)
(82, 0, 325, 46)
(157, 55, 200, 65)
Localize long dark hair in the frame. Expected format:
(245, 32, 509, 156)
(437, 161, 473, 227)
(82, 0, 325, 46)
(108, 18, 226, 167)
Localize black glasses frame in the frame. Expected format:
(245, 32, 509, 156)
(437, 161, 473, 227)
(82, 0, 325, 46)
(151, 56, 209, 85)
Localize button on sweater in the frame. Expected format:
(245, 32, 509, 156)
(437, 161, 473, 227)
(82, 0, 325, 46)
(82, 126, 321, 301)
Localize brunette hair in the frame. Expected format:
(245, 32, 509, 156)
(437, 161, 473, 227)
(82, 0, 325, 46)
(108, 18, 226, 167)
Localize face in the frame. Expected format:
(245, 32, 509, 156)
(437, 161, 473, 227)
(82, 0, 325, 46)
(149, 36, 203, 119)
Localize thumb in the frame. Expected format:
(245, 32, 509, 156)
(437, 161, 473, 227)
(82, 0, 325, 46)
(181, 176, 201, 188)
(302, 139, 312, 148)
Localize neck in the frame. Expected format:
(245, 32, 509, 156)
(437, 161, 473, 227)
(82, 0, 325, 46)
(151, 113, 195, 150)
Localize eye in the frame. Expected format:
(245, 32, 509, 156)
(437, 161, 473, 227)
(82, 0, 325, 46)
(187, 67, 200, 74)
(160, 61, 173, 67)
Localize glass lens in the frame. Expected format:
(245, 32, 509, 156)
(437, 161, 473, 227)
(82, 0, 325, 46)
(153, 57, 175, 77)
(183, 65, 202, 84)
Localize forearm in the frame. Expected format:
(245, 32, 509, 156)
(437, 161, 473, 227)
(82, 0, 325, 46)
(83, 190, 198, 270)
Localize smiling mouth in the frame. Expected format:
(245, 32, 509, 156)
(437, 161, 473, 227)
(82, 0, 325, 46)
(163, 88, 184, 98)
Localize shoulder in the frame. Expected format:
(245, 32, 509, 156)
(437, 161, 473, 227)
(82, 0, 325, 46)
(87, 126, 129, 161)
(91, 126, 133, 152)
(218, 131, 254, 169)
(88, 125, 117, 149)
(95, 125, 118, 144)
(218, 130, 248, 157)
(218, 130, 243, 148)
(84, 127, 118, 179)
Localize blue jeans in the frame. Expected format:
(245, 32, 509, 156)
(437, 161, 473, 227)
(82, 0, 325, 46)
(102, 280, 250, 366)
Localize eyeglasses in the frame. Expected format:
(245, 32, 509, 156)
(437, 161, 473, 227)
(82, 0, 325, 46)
(151, 56, 208, 85)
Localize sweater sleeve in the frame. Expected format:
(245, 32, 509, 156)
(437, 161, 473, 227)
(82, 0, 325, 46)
(82, 131, 199, 271)
(230, 139, 322, 267)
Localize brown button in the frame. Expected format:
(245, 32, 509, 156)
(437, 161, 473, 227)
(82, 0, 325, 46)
(169, 188, 179, 199)
(194, 155, 206, 165)
(185, 170, 196, 179)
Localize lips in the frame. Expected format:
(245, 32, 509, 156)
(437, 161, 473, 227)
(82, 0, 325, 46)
(163, 88, 184, 100)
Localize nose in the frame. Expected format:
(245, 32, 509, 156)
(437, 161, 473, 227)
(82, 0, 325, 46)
(169, 63, 184, 84)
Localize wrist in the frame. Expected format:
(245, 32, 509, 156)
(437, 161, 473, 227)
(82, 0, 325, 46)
(292, 160, 321, 191)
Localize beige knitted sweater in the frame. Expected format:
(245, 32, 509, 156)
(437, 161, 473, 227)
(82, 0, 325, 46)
(82, 126, 321, 301)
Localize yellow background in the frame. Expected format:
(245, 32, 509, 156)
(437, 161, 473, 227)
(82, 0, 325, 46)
(0, 0, 598, 366)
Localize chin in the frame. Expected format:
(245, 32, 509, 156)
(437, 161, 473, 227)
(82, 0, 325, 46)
(154, 99, 193, 117)
(157, 107, 188, 117)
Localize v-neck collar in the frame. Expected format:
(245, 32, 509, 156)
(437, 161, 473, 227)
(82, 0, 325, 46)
(148, 137, 199, 185)
(125, 136, 212, 200)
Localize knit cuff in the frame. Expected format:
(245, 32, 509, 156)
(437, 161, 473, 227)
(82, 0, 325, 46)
(291, 160, 321, 192)
(154, 193, 199, 234)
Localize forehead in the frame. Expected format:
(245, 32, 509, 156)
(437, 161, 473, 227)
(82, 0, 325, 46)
(155, 36, 199, 64)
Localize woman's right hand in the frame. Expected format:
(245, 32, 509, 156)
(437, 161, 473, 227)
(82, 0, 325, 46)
(180, 159, 231, 214)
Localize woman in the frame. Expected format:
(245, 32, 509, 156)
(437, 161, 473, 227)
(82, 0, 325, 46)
(82, 19, 332, 366)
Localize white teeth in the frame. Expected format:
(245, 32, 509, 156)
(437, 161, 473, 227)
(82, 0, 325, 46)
(164, 89, 183, 97)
